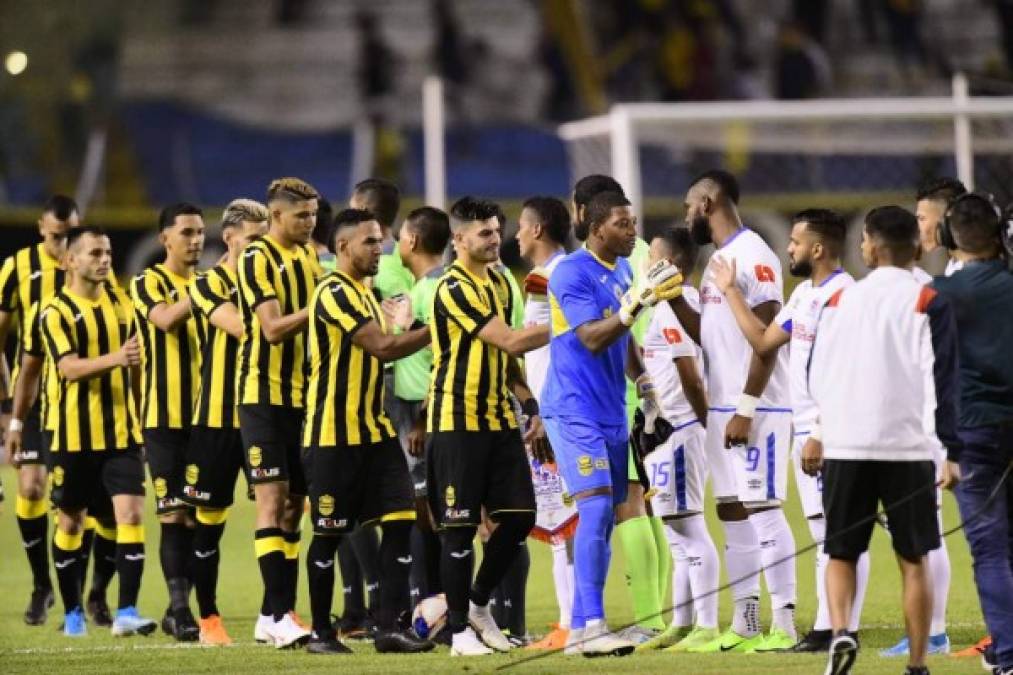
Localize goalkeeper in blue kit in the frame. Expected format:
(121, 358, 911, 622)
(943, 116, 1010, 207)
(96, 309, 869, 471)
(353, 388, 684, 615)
(540, 191, 684, 657)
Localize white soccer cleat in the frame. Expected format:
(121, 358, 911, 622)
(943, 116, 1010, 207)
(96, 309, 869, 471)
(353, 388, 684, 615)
(581, 622, 635, 658)
(265, 612, 311, 649)
(563, 626, 585, 655)
(451, 626, 495, 656)
(468, 601, 512, 652)
(254, 614, 274, 644)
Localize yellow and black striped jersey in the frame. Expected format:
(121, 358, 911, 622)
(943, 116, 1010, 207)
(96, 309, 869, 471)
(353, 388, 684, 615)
(130, 264, 200, 429)
(427, 262, 517, 433)
(190, 264, 240, 428)
(303, 271, 396, 447)
(40, 284, 142, 451)
(237, 234, 321, 408)
(0, 244, 66, 384)
(21, 301, 60, 432)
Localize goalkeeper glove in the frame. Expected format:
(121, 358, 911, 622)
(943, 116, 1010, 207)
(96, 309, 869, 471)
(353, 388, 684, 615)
(619, 259, 684, 326)
(636, 374, 662, 434)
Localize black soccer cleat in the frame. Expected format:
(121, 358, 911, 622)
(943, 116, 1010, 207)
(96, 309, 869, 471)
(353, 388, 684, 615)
(788, 628, 832, 653)
(902, 667, 930, 675)
(86, 594, 113, 627)
(172, 607, 200, 642)
(161, 607, 175, 636)
(24, 587, 55, 626)
(374, 628, 435, 654)
(824, 631, 858, 675)
(307, 631, 353, 655)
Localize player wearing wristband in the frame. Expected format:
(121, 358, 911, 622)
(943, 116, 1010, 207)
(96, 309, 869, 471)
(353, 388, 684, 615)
(709, 209, 866, 653)
(667, 170, 796, 653)
(541, 191, 683, 657)
(0, 195, 78, 625)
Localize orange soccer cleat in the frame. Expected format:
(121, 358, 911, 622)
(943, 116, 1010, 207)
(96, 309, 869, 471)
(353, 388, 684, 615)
(289, 611, 311, 632)
(526, 623, 570, 650)
(951, 635, 991, 658)
(198, 614, 233, 646)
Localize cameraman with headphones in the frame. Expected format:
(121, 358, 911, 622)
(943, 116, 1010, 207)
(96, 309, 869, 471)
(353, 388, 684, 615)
(934, 192, 1013, 675)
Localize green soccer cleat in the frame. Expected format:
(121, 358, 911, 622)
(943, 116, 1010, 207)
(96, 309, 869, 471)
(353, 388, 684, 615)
(635, 624, 692, 651)
(664, 626, 721, 652)
(749, 627, 798, 653)
(686, 628, 765, 653)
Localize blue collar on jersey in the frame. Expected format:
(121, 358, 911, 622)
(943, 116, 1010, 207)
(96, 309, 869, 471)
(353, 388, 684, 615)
(818, 268, 845, 287)
(719, 227, 747, 249)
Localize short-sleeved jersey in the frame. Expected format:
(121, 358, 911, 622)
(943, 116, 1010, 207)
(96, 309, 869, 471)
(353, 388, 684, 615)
(521, 251, 565, 400)
(22, 300, 60, 431)
(496, 263, 526, 330)
(540, 248, 634, 427)
(237, 234, 321, 408)
(774, 269, 854, 431)
(41, 285, 142, 452)
(304, 271, 396, 447)
(393, 265, 444, 402)
(190, 264, 241, 428)
(0, 244, 66, 385)
(700, 228, 789, 408)
(374, 248, 415, 301)
(130, 264, 200, 429)
(427, 262, 517, 433)
(643, 286, 703, 425)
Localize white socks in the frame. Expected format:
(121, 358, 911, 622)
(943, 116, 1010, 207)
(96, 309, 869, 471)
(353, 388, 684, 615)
(551, 541, 574, 629)
(809, 515, 869, 632)
(928, 541, 950, 635)
(851, 550, 869, 632)
(750, 508, 797, 638)
(666, 533, 695, 628)
(667, 514, 719, 629)
(731, 596, 760, 637)
(723, 519, 761, 636)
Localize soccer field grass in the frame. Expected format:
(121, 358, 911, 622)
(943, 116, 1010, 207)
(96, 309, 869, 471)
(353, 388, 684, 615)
(0, 464, 988, 674)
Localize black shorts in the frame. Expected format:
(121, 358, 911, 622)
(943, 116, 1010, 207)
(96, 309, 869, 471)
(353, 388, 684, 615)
(50, 448, 145, 518)
(238, 404, 306, 496)
(387, 396, 427, 498)
(143, 427, 192, 515)
(182, 426, 249, 509)
(305, 437, 415, 535)
(427, 429, 536, 528)
(823, 458, 940, 561)
(16, 402, 49, 467)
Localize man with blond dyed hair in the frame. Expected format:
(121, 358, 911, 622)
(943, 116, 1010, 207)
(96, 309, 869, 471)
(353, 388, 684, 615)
(182, 199, 268, 645)
(237, 178, 323, 649)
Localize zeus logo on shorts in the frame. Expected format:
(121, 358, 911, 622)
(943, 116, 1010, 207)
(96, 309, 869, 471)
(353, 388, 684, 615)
(183, 485, 210, 502)
(317, 517, 348, 529)
(250, 467, 280, 479)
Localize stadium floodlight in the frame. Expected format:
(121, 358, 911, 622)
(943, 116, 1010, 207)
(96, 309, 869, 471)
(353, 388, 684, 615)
(558, 74, 1013, 228)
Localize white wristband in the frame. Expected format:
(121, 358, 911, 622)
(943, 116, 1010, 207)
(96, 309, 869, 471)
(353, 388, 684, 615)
(809, 425, 822, 442)
(8, 418, 24, 433)
(618, 306, 637, 327)
(735, 394, 759, 418)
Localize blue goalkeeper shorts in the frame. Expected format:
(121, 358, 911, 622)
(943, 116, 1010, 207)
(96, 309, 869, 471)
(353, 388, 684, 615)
(543, 415, 628, 506)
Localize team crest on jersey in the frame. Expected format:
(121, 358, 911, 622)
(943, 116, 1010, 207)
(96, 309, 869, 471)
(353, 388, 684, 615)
(318, 494, 335, 516)
(577, 455, 593, 477)
(154, 478, 168, 499)
(52, 466, 64, 486)
(185, 464, 199, 485)
(602, 307, 612, 319)
(445, 486, 456, 507)
(248, 445, 262, 467)
(562, 492, 574, 508)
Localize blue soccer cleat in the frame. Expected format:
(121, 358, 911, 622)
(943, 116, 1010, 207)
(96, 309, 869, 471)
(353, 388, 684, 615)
(63, 607, 87, 637)
(880, 633, 950, 657)
(111, 606, 158, 637)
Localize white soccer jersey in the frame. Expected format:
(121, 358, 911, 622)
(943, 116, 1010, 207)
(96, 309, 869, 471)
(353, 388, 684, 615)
(643, 286, 703, 426)
(523, 251, 565, 400)
(775, 269, 855, 432)
(700, 228, 790, 408)
(912, 265, 932, 284)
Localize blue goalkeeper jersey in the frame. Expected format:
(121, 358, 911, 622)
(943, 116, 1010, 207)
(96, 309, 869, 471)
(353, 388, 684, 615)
(540, 248, 633, 427)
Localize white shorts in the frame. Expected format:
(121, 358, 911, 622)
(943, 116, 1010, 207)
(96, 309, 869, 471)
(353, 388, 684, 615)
(792, 432, 824, 519)
(644, 420, 707, 516)
(705, 409, 791, 505)
(529, 455, 577, 544)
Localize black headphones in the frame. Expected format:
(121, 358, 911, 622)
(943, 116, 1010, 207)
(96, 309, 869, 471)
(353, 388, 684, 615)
(938, 191, 1003, 251)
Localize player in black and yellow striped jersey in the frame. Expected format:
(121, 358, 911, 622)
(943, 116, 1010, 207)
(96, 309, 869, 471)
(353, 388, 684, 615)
(40, 225, 156, 638)
(129, 203, 205, 642)
(300, 209, 433, 655)
(237, 177, 322, 648)
(425, 197, 553, 655)
(0, 195, 77, 624)
(182, 199, 269, 646)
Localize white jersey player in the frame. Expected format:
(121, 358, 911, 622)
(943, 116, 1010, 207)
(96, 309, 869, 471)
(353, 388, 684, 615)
(514, 197, 576, 650)
(638, 230, 720, 652)
(709, 210, 868, 652)
(666, 170, 796, 653)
